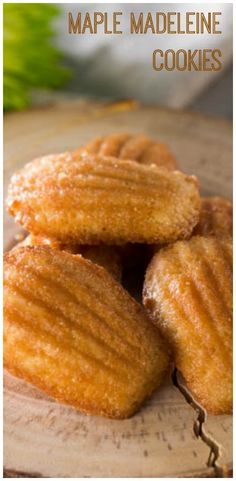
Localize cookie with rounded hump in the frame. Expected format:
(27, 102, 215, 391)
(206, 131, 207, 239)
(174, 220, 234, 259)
(75, 132, 177, 170)
(7, 153, 200, 245)
(4, 246, 169, 419)
(143, 235, 232, 415)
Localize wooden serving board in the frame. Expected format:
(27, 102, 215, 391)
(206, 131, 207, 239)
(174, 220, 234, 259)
(3, 100, 232, 478)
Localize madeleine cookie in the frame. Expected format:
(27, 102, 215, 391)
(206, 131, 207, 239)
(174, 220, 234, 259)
(7, 153, 200, 245)
(75, 132, 177, 170)
(143, 236, 232, 414)
(4, 246, 169, 419)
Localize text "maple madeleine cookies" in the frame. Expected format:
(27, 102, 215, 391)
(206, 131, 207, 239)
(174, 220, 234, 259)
(143, 236, 232, 415)
(4, 246, 169, 419)
(7, 153, 200, 245)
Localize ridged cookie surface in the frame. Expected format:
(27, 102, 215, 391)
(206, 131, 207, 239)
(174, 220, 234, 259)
(143, 236, 232, 414)
(7, 153, 200, 245)
(4, 246, 169, 419)
(17, 234, 122, 281)
(75, 133, 177, 170)
(193, 196, 232, 238)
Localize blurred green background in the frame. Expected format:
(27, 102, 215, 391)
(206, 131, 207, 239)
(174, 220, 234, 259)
(3, 4, 70, 110)
(3, 3, 232, 118)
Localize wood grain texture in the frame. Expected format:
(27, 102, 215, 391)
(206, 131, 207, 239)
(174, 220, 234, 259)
(4, 99, 232, 477)
(3, 373, 213, 478)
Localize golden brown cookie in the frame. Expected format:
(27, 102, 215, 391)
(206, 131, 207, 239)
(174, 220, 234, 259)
(143, 236, 232, 414)
(75, 132, 177, 170)
(4, 246, 169, 419)
(193, 196, 232, 238)
(7, 153, 200, 245)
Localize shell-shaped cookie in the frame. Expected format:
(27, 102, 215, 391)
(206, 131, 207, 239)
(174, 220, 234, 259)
(4, 246, 169, 419)
(7, 153, 200, 245)
(75, 132, 177, 170)
(143, 236, 232, 414)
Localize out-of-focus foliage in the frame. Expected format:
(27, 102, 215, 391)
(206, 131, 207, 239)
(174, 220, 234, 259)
(4, 4, 70, 111)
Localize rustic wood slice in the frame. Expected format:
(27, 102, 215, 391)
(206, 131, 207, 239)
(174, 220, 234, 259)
(3, 100, 232, 478)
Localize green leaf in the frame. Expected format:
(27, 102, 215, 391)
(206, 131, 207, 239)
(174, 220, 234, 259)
(3, 4, 71, 111)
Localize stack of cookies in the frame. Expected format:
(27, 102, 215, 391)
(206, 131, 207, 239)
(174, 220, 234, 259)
(4, 133, 232, 418)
